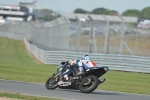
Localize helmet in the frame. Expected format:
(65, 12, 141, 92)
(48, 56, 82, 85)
(82, 55, 90, 61)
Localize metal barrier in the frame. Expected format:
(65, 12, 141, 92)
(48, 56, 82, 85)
(0, 31, 150, 73)
(24, 37, 150, 73)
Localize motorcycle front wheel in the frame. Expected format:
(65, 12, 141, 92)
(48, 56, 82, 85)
(45, 73, 59, 90)
(79, 75, 99, 93)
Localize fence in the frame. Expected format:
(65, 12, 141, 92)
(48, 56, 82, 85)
(24, 37, 150, 73)
(65, 14, 150, 56)
(0, 31, 24, 40)
(0, 16, 150, 73)
(1, 31, 150, 73)
(0, 15, 150, 56)
(0, 17, 70, 51)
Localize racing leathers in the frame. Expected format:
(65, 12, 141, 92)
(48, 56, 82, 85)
(69, 58, 97, 76)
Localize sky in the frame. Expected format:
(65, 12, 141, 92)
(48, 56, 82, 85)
(0, 0, 150, 15)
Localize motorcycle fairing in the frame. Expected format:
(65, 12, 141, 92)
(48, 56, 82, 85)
(85, 66, 109, 78)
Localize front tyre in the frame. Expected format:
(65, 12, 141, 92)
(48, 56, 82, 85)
(45, 73, 59, 90)
(79, 75, 99, 93)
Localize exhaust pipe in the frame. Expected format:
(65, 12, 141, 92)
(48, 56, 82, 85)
(99, 78, 106, 84)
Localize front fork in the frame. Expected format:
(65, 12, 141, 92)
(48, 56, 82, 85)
(53, 73, 59, 82)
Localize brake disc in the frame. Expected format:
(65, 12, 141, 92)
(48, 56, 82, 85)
(82, 78, 92, 85)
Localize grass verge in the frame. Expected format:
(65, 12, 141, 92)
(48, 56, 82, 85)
(0, 92, 63, 100)
(0, 37, 150, 95)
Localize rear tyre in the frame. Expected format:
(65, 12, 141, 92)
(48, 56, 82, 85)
(79, 75, 99, 93)
(45, 74, 59, 90)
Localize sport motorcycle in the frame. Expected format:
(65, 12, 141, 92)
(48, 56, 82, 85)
(45, 61, 109, 93)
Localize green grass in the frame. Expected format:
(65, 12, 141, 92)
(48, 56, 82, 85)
(0, 37, 56, 83)
(99, 71, 150, 94)
(0, 37, 150, 95)
(0, 92, 63, 100)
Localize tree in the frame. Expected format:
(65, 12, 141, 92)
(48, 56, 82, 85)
(74, 8, 88, 14)
(122, 9, 140, 17)
(34, 9, 61, 21)
(108, 10, 118, 15)
(140, 7, 150, 19)
(91, 8, 109, 15)
(41, 9, 53, 21)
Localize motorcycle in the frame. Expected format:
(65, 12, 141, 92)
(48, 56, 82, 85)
(45, 61, 109, 93)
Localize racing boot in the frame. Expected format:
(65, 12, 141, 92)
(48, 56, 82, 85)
(76, 71, 85, 76)
(76, 66, 85, 76)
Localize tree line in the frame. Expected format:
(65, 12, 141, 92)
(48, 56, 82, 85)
(34, 6, 150, 21)
(74, 7, 150, 19)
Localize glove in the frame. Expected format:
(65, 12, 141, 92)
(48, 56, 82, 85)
(68, 60, 75, 66)
(61, 62, 66, 65)
(68, 60, 72, 65)
(65, 60, 69, 63)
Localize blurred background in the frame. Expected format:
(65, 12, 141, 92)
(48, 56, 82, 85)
(0, 0, 150, 57)
(0, 1, 150, 96)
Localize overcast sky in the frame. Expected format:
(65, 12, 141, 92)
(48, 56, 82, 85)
(0, 0, 150, 14)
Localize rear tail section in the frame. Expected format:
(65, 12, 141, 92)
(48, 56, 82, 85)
(85, 66, 109, 77)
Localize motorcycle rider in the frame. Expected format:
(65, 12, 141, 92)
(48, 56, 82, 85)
(57, 55, 96, 85)
(69, 55, 97, 75)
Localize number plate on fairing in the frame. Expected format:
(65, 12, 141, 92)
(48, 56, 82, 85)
(59, 82, 71, 86)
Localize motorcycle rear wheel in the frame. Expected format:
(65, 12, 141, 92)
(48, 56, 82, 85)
(79, 75, 99, 93)
(45, 74, 59, 90)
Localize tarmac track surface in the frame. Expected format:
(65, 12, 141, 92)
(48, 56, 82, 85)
(0, 79, 150, 100)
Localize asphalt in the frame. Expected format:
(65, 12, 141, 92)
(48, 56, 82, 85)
(0, 79, 150, 100)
